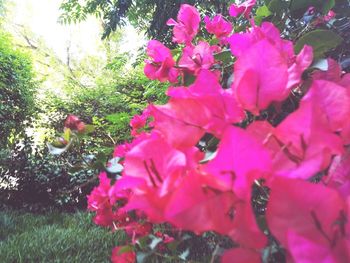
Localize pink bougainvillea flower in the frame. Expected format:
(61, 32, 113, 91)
(312, 59, 350, 144)
(324, 10, 336, 21)
(267, 177, 350, 262)
(154, 232, 175, 244)
(164, 170, 266, 249)
(113, 132, 151, 158)
(221, 248, 261, 263)
(130, 108, 151, 137)
(314, 10, 336, 25)
(229, 23, 313, 114)
(152, 70, 244, 145)
(150, 98, 210, 149)
(325, 148, 350, 198)
(164, 171, 238, 235)
(167, 4, 200, 45)
(64, 114, 86, 133)
(87, 172, 118, 227)
(304, 80, 350, 132)
(229, 0, 256, 19)
(228, 22, 283, 57)
(178, 41, 215, 75)
(247, 81, 345, 180)
(124, 222, 153, 244)
(205, 125, 271, 198)
(114, 132, 188, 222)
(87, 172, 111, 212)
(144, 40, 178, 83)
(111, 246, 136, 263)
(204, 14, 233, 41)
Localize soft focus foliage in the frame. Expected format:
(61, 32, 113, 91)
(0, 32, 36, 147)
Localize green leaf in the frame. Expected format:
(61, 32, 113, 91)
(118, 245, 134, 255)
(256, 5, 272, 17)
(63, 128, 71, 141)
(322, 0, 335, 14)
(268, 0, 288, 14)
(290, 0, 321, 11)
(294, 30, 343, 59)
(136, 236, 150, 250)
(83, 124, 95, 134)
(184, 74, 196, 86)
(166, 240, 180, 252)
(214, 49, 233, 64)
(255, 5, 272, 25)
(209, 37, 219, 46)
(69, 165, 85, 173)
(290, 0, 334, 15)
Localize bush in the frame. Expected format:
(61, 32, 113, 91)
(0, 31, 36, 147)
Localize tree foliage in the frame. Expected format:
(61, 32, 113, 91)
(0, 32, 36, 147)
(59, 0, 232, 42)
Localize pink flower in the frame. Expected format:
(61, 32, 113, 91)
(324, 10, 336, 22)
(87, 172, 111, 212)
(144, 40, 178, 83)
(229, 23, 313, 114)
(167, 4, 200, 45)
(64, 115, 86, 133)
(205, 126, 271, 198)
(111, 246, 136, 263)
(151, 70, 245, 147)
(246, 82, 346, 181)
(130, 108, 151, 136)
(229, 0, 256, 19)
(222, 248, 260, 263)
(166, 70, 244, 137)
(114, 132, 188, 222)
(178, 41, 215, 75)
(87, 172, 117, 227)
(124, 222, 152, 243)
(155, 231, 175, 244)
(312, 59, 350, 144)
(267, 177, 350, 262)
(204, 15, 232, 40)
(165, 170, 267, 249)
(324, 148, 350, 198)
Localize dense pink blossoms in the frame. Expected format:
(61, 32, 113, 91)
(229, 0, 256, 19)
(166, 4, 200, 45)
(204, 14, 232, 41)
(144, 40, 178, 83)
(89, 3, 350, 262)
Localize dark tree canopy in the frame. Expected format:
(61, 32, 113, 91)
(59, 0, 232, 42)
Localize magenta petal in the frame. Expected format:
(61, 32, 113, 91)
(221, 248, 260, 263)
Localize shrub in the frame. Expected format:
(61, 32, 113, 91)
(0, 31, 36, 147)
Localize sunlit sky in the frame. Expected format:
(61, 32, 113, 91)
(9, 0, 145, 61)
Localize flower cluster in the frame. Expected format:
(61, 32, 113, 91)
(88, 2, 350, 262)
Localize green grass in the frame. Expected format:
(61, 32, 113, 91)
(0, 210, 125, 263)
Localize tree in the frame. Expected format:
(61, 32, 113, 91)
(59, 0, 232, 43)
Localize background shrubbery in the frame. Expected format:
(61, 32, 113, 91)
(0, 13, 166, 210)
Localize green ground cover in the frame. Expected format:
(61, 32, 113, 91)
(0, 210, 124, 262)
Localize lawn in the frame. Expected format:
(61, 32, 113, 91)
(0, 210, 125, 262)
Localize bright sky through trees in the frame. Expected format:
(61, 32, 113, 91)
(9, 0, 144, 61)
